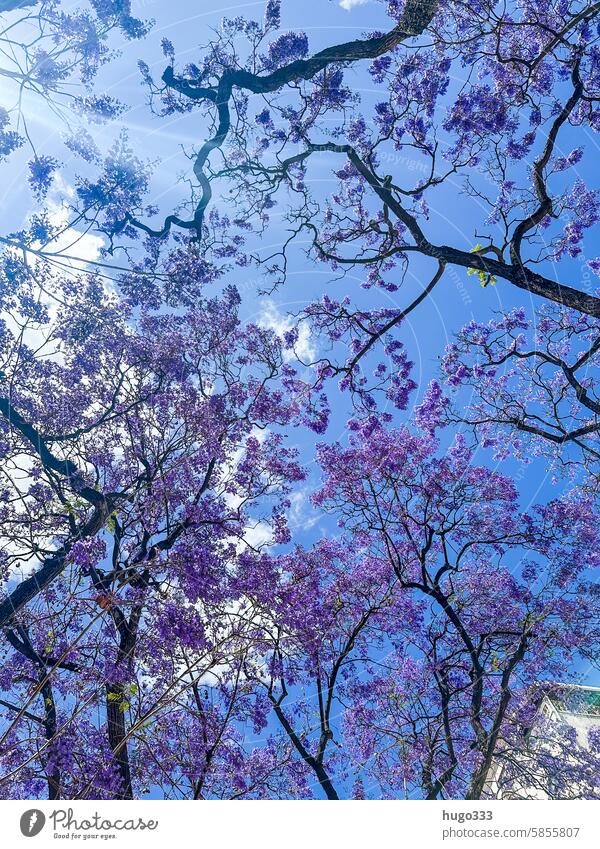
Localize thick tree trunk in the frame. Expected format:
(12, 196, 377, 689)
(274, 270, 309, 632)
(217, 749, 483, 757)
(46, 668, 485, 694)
(312, 763, 340, 801)
(106, 682, 133, 800)
(40, 678, 60, 800)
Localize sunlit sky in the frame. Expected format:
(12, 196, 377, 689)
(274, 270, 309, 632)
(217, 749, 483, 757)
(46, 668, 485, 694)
(2, 0, 599, 722)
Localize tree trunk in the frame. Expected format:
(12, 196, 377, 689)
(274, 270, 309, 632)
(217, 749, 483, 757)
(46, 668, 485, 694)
(106, 682, 133, 800)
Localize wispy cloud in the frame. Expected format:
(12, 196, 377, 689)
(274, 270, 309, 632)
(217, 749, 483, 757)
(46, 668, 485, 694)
(258, 301, 316, 363)
(288, 487, 321, 533)
(339, 0, 369, 10)
(45, 174, 104, 267)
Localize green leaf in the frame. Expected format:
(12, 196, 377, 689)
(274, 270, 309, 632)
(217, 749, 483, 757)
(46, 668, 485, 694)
(467, 244, 497, 288)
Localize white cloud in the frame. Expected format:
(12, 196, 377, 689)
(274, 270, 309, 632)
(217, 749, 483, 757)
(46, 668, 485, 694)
(242, 521, 273, 550)
(45, 175, 104, 268)
(339, 0, 369, 9)
(288, 486, 320, 533)
(49, 221, 104, 267)
(258, 301, 315, 363)
(1, 179, 105, 365)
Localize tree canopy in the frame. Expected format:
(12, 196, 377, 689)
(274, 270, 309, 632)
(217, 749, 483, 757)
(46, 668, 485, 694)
(0, 0, 599, 800)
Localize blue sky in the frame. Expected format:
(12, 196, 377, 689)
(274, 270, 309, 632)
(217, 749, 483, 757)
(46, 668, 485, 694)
(3, 0, 598, 611)
(1, 1, 598, 785)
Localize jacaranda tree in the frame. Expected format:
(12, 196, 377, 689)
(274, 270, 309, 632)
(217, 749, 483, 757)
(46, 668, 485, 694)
(0, 0, 599, 800)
